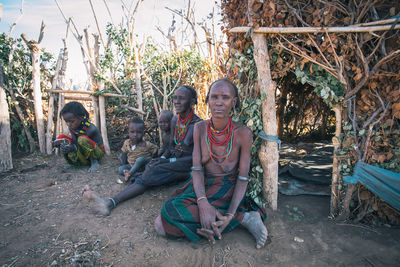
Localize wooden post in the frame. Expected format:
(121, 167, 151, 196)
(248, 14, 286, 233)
(330, 105, 342, 216)
(85, 30, 100, 128)
(252, 33, 279, 210)
(46, 49, 63, 154)
(60, 42, 69, 135)
(22, 33, 46, 153)
(98, 82, 111, 155)
(134, 46, 143, 114)
(0, 64, 13, 172)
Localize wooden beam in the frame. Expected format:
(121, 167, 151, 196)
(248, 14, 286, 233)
(229, 24, 400, 34)
(64, 96, 92, 101)
(45, 89, 128, 98)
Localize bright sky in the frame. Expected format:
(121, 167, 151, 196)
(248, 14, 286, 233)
(0, 0, 221, 85)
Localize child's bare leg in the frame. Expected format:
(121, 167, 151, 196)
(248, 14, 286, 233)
(241, 211, 268, 249)
(128, 157, 149, 175)
(82, 185, 114, 216)
(119, 153, 128, 165)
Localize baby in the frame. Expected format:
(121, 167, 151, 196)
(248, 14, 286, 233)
(118, 117, 158, 183)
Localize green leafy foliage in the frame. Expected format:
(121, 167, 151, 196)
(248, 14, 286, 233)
(294, 63, 344, 107)
(0, 33, 54, 152)
(233, 97, 265, 207)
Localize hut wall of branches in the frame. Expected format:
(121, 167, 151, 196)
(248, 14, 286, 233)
(221, 0, 400, 224)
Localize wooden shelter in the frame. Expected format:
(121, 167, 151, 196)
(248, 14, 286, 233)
(222, 0, 400, 222)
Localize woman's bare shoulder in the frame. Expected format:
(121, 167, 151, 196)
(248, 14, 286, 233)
(233, 122, 252, 137)
(195, 119, 209, 128)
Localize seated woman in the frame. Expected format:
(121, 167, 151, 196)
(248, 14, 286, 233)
(154, 78, 268, 249)
(82, 85, 202, 216)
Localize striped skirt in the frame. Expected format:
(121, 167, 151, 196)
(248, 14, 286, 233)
(160, 173, 266, 242)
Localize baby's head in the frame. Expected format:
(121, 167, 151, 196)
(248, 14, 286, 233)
(158, 110, 173, 133)
(128, 117, 145, 145)
(60, 101, 89, 131)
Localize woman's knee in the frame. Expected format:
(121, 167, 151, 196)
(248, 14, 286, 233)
(154, 215, 166, 236)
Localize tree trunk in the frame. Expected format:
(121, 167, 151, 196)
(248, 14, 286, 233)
(252, 33, 279, 210)
(98, 82, 111, 155)
(0, 66, 13, 172)
(30, 43, 46, 153)
(331, 105, 342, 216)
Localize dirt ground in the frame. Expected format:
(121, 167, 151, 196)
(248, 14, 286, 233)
(1, 148, 400, 266)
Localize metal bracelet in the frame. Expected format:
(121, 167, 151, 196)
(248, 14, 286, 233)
(160, 155, 166, 159)
(191, 166, 204, 172)
(169, 157, 176, 163)
(237, 175, 249, 182)
(225, 212, 235, 217)
(197, 196, 207, 202)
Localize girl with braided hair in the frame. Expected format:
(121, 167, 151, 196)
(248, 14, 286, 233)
(53, 101, 104, 172)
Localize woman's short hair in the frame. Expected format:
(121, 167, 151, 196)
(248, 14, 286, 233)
(179, 85, 198, 105)
(205, 78, 241, 110)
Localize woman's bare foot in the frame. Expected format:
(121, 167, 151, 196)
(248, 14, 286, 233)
(241, 211, 268, 249)
(82, 185, 113, 216)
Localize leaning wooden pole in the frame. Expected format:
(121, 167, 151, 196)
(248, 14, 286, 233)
(252, 33, 279, 210)
(98, 82, 111, 155)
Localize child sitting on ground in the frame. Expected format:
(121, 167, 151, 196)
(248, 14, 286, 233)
(157, 110, 173, 157)
(53, 101, 104, 172)
(118, 117, 158, 184)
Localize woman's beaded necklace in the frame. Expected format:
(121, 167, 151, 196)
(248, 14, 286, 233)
(174, 109, 194, 147)
(206, 117, 235, 166)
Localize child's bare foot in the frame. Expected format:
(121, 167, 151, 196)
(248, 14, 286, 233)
(88, 158, 99, 173)
(82, 185, 113, 216)
(123, 170, 131, 182)
(241, 211, 268, 249)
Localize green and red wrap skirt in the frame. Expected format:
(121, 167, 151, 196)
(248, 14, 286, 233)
(160, 172, 266, 242)
(57, 134, 104, 166)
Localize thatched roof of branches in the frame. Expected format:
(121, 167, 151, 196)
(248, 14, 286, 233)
(222, 0, 399, 99)
(221, 0, 400, 225)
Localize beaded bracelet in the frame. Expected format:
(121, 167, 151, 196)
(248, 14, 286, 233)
(238, 175, 249, 182)
(197, 196, 207, 202)
(191, 166, 204, 172)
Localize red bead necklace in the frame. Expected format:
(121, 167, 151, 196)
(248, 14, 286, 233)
(174, 109, 194, 146)
(206, 118, 235, 165)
